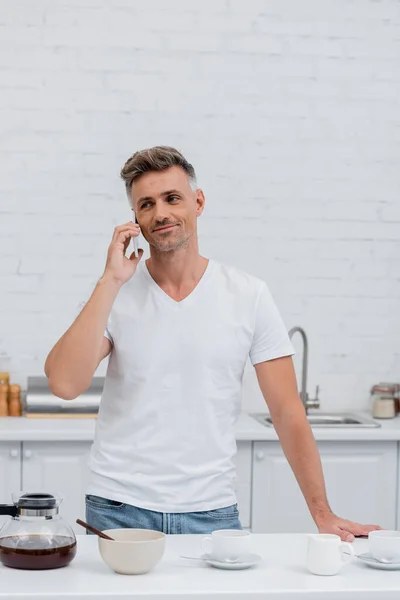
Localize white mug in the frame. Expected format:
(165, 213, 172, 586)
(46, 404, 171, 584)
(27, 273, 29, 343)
(307, 534, 354, 576)
(201, 529, 251, 561)
(369, 530, 400, 563)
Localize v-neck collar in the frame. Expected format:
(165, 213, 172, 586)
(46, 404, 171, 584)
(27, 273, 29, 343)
(142, 259, 214, 309)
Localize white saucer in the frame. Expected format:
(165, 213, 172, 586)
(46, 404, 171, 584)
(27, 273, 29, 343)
(201, 553, 261, 570)
(358, 552, 400, 570)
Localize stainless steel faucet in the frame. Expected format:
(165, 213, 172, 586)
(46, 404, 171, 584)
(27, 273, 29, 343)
(288, 326, 320, 414)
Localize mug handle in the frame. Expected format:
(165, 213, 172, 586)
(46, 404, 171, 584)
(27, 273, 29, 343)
(201, 536, 213, 556)
(340, 542, 354, 562)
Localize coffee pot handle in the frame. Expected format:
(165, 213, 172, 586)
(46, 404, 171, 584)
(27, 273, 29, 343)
(0, 504, 18, 517)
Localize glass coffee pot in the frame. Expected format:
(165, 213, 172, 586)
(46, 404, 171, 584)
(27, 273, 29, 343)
(0, 492, 77, 569)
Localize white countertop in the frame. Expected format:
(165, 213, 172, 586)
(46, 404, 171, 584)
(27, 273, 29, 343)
(1, 412, 400, 442)
(1, 534, 398, 599)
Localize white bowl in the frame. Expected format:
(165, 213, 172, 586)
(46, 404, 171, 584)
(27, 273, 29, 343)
(98, 528, 166, 575)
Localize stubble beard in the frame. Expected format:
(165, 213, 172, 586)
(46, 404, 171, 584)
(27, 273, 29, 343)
(151, 229, 193, 254)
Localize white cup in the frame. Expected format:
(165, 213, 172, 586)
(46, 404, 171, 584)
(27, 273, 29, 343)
(201, 530, 251, 561)
(307, 534, 354, 576)
(369, 530, 400, 563)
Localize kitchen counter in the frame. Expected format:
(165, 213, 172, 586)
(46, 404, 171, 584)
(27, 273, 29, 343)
(1, 412, 400, 442)
(1, 534, 398, 599)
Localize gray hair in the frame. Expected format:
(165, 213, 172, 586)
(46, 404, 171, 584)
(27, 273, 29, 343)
(120, 146, 197, 203)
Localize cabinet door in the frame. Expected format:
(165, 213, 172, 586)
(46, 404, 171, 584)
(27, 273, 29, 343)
(0, 442, 22, 528)
(21, 442, 92, 534)
(252, 441, 397, 533)
(233, 442, 252, 529)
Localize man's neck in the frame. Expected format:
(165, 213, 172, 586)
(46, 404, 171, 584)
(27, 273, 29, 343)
(145, 246, 209, 298)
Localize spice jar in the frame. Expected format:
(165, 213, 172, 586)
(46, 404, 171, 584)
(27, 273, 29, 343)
(8, 385, 22, 417)
(0, 383, 9, 417)
(0, 373, 9, 385)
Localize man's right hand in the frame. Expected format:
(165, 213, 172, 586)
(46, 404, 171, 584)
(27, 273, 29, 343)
(102, 223, 143, 285)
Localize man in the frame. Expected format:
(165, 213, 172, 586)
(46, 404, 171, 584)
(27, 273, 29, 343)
(45, 146, 380, 539)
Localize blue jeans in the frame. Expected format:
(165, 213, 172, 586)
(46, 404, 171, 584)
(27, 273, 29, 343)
(85, 494, 242, 534)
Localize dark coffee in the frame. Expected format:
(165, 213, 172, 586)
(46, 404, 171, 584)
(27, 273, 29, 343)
(0, 534, 77, 570)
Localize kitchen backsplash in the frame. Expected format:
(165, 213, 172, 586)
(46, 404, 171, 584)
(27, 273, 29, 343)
(1, 0, 399, 413)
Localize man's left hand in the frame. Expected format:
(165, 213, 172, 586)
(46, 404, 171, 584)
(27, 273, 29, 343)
(315, 512, 382, 542)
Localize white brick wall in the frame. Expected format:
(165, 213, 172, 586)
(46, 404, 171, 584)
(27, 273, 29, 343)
(0, 0, 399, 413)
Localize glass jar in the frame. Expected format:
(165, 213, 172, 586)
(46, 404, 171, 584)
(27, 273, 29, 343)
(370, 383, 399, 414)
(372, 395, 396, 419)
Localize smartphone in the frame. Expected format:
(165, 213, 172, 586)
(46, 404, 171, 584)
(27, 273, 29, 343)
(132, 212, 139, 258)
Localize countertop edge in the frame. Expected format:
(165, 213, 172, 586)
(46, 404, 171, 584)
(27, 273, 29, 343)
(1, 412, 400, 442)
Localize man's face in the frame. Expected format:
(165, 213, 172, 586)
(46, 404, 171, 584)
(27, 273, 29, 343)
(131, 166, 205, 253)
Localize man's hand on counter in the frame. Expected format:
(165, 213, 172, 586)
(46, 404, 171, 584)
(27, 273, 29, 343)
(314, 511, 382, 542)
(254, 358, 384, 543)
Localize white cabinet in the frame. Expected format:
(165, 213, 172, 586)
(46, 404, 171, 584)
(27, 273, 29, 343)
(0, 442, 22, 528)
(21, 442, 92, 534)
(252, 441, 397, 533)
(0, 442, 21, 501)
(233, 442, 252, 528)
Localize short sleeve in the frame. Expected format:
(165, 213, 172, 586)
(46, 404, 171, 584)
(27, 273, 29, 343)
(104, 326, 113, 344)
(104, 312, 114, 344)
(249, 283, 295, 366)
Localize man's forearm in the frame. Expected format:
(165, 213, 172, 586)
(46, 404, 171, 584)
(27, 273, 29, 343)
(273, 403, 333, 524)
(255, 358, 380, 540)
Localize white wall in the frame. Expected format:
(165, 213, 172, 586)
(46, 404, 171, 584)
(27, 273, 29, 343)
(0, 0, 399, 413)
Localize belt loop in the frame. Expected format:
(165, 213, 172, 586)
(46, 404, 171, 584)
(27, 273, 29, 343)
(172, 513, 181, 535)
(162, 513, 168, 534)
(167, 513, 171, 534)
(170, 513, 176, 535)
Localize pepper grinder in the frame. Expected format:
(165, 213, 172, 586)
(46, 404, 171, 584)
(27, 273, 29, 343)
(8, 384, 22, 417)
(0, 383, 9, 417)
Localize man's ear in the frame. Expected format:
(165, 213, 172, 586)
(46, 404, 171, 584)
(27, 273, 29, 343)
(196, 189, 206, 216)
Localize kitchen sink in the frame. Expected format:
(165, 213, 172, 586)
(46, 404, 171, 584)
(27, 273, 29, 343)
(251, 413, 381, 428)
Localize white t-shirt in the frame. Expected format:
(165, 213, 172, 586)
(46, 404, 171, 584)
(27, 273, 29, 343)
(87, 259, 294, 513)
